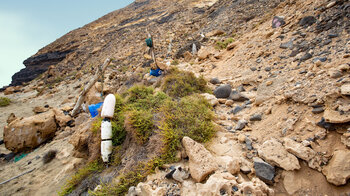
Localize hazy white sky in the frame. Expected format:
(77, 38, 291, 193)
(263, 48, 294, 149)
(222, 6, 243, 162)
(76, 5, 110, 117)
(0, 0, 133, 87)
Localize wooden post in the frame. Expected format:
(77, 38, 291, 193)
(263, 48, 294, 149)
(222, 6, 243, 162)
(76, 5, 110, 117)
(71, 58, 111, 116)
(146, 30, 159, 69)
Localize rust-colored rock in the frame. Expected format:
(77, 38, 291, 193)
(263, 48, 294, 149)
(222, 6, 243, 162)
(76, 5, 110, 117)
(3, 110, 57, 152)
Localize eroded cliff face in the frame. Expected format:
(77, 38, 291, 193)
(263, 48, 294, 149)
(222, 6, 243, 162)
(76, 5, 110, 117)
(10, 0, 281, 86)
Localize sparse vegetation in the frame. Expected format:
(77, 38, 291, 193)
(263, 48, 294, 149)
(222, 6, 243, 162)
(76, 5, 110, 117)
(128, 109, 154, 144)
(58, 160, 104, 196)
(215, 37, 234, 49)
(0, 97, 11, 107)
(171, 59, 179, 65)
(65, 70, 215, 195)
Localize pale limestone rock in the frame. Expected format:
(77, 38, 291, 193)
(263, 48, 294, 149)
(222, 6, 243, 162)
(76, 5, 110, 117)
(282, 171, 311, 195)
(341, 83, 350, 95)
(323, 108, 350, 123)
(341, 132, 350, 148)
(201, 93, 219, 107)
(182, 136, 218, 182)
(227, 158, 241, 175)
(198, 47, 211, 60)
(53, 108, 72, 127)
(283, 138, 316, 161)
(258, 139, 300, 170)
(322, 150, 350, 186)
(4, 110, 57, 152)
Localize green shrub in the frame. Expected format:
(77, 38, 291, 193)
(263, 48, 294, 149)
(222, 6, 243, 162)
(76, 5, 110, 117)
(159, 94, 215, 162)
(0, 97, 11, 107)
(162, 67, 210, 98)
(171, 59, 179, 65)
(128, 109, 154, 144)
(58, 160, 104, 196)
(215, 37, 234, 49)
(126, 85, 168, 111)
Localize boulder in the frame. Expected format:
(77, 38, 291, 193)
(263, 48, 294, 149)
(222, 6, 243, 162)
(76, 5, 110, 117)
(322, 150, 350, 186)
(323, 108, 350, 123)
(198, 47, 211, 60)
(182, 136, 218, 182)
(258, 139, 300, 171)
(283, 138, 316, 161)
(53, 108, 72, 127)
(213, 84, 232, 98)
(4, 110, 57, 152)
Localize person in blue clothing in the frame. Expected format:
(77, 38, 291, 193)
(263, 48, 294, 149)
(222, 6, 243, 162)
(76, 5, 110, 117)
(146, 35, 163, 77)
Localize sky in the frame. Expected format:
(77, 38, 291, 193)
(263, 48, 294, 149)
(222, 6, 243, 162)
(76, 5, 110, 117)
(0, 0, 134, 87)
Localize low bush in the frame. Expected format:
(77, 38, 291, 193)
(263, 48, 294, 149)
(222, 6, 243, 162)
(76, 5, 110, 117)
(58, 160, 104, 196)
(161, 67, 210, 98)
(0, 97, 11, 107)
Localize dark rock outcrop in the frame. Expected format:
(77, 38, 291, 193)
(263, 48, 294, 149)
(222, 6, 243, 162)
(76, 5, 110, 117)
(10, 50, 73, 86)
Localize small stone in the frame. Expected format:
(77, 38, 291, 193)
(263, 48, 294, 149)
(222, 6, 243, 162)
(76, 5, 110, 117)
(235, 120, 247, 130)
(341, 84, 350, 95)
(238, 134, 246, 143)
(316, 117, 335, 130)
(328, 34, 338, 38)
(245, 137, 253, 150)
(227, 158, 240, 175)
(240, 166, 251, 174)
(250, 67, 257, 71)
(300, 53, 312, 61)
(225, 100, 234, 106)
(329, 69, 342, 78)
(264, 67, 271, 72)
(250, 114, 262, 121)
(218, 99, 226, 104)
(272, 16, 285, 28)
(344, 54, 350, 58)
(210, 77, 221, 85)
(231, 106, 243, 114)
(214, 84, 232, 98)
(338, 64, 349, 71)
(280, 40, 293, 49)
(237, 85, 245, 92)
(299, 16, 316, 27)
(326, 1, 336, 8)
(229, 91, 249, 102)
(312, 107, 324, 114)
(315, 60, 322, 66)
(254, 157, 275, 183)
(266, 81, 273, 86)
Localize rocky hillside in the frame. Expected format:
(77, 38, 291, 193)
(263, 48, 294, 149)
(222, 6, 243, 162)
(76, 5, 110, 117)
(1, 0, 350, 195)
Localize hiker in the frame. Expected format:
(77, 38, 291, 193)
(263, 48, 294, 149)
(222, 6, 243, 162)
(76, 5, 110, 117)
(146, 36, 163, 77)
